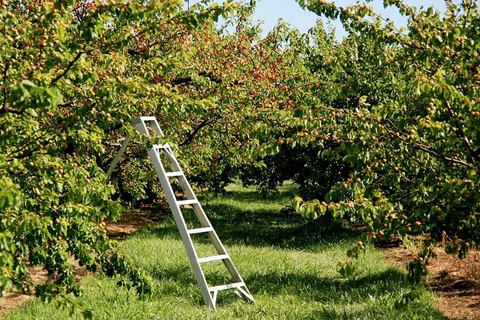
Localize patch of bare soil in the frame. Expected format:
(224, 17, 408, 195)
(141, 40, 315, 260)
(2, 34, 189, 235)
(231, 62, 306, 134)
(0, 266, 47, 316)
(105, 203, 167, 240)
(382, 245, 480, 320)
(0, 204, 165, 316)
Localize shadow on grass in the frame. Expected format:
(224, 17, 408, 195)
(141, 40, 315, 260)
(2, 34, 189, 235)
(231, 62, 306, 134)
(203, 188, 356, 249)
(206, 203, 353, 249)
(245, 267, 405, 299)
(139, 204, 353, 251)
(145, 261, 444, 319)
(127, 187, 445, 318)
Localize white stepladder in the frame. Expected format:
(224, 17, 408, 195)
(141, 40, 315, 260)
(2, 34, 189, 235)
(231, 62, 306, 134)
(105, 116, 254, 310)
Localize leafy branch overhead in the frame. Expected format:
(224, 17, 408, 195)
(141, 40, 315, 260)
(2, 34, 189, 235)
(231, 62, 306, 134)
(0, 0, 238, 302)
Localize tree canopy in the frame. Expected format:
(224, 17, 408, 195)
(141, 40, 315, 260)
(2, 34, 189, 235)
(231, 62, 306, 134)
(290, 0, 480, 282)
(0, 0, 238, 302)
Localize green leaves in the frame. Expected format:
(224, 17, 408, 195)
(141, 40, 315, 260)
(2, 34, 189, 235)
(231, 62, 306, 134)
(7, 80, 61, 113)
(1, 0, 479, 308)
(337, 260, 357, 277)
(0, 0, 238, 305)
(282, 0, 480, 289)
(292, 196, 325, 219)
(0, 177, 23, 211)
(0, 232, 16, 295)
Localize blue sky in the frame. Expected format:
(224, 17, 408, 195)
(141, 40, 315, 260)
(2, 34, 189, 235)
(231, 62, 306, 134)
(186, 0, 460, 39)
(250, 0, 456, 39)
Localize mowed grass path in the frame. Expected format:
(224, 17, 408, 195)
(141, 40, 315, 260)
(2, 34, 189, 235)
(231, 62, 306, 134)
(5, 183, 444, 319)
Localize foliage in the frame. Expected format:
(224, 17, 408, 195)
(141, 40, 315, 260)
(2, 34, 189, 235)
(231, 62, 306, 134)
(287, 0, 480, 282)
(0, 0, 237, 301)
(239, 143, 349, 199)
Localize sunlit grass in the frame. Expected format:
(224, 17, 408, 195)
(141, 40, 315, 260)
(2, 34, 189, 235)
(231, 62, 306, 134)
(5, 182, 444, 319)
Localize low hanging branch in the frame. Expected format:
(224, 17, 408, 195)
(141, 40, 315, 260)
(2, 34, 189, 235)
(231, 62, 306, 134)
(445, 101, 476, 163)
(170, 72, 222, 86)
(179, 118, 214, 147)
(49, 50, 84, 86)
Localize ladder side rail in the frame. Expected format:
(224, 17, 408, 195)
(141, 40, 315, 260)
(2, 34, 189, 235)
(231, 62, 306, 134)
(204, 230, 228, 256)
(236, 286, 255, 302)
(148, 147, 215, 309)
(104, 133, 132, 183)
(222, 258, 247, 284)
(172, 175, 197, 202)
(189, 202, 215, 230)
(161, 147, 183, 174)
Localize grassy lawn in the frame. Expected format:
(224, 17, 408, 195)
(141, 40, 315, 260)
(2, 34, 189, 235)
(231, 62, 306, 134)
(4, 183, 444, 319)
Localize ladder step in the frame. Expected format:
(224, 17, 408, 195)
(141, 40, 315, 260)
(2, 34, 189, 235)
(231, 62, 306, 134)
(165, 171, 183, 178)
(133, 116, 156, 122)
(208, 282, 244, 292)
(187, 227, 214, 235)
(155, 143, 170, 150)
(198, 254, 229, 263)
(177, 199, 198, 206)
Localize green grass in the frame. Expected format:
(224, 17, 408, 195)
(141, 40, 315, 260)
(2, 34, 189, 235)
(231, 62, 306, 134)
(4, 183, 444, 319)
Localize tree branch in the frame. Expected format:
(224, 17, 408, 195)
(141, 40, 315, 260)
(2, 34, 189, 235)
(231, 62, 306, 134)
(383, 119, 472, 168)
(0, 107, 23, 115)
(1, 61, 9, 112)
(444, 101, 475, 161)
(216, 129, 232, 158)
(179, 118, 213, 147)
(6, 144, 40, 162)
(170, 72, 222, 86)
(49, 50, 84, 86)
(413, 142, 471, 168)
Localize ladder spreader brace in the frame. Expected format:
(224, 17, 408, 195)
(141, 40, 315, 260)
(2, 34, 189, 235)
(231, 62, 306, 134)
(105, 116, 255, 310)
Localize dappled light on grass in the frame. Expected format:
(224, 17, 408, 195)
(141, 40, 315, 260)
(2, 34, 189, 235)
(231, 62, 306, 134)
(5, 184, 444, 319)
